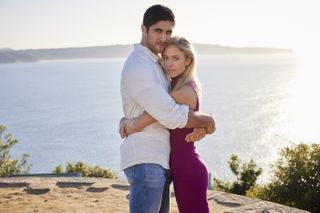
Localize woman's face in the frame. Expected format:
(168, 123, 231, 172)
(162, 45, 190, 78)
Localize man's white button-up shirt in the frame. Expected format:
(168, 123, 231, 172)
(120, 44, 189, 170)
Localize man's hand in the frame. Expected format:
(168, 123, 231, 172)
(185, 128, 206, 142)
(206, 114, 216, 134)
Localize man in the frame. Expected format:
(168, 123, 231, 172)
(120, 4, 215, 213)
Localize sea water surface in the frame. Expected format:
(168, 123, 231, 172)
(0, 54, 319, 182)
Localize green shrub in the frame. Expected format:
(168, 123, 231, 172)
(246, 185, 268, 199)
(53, 164, 63, 174)
(213, 154, 262, 195)
(65, 161, 89, 177)
(248, 143, 320, 213)
(0, 124, 31, 177)
(53, 161, 118, 179)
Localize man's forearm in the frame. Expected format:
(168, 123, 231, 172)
(184, 110, 216, 134)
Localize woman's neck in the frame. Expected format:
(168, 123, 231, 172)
(171, 76, 180, 88)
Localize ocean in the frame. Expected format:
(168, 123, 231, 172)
(0, 54, 318, 182)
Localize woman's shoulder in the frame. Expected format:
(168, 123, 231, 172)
(170, 84, 194, 97)
(170, 82, 198, 108)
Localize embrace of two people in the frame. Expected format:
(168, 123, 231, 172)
(119, 4, 216, 213)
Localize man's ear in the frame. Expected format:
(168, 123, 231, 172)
(141, 25, 147, 35)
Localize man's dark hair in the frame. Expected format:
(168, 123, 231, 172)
(143, 4, 175, 30)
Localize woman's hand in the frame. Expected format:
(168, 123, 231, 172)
(185, 128, 206, 142)
(125, 118, 141, 135)
(118, 117, 142, 139)
(119, 117, 128, 139)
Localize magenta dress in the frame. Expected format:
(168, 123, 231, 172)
(169, 81, 210, 213)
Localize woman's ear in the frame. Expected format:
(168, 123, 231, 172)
(185, 58, 191, 66)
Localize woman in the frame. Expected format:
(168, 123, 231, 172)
(121, 36, 210, 213)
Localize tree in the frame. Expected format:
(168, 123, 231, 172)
(213, 154, 262, 195)
(248, 143, 320, 213)
(0, 124, 31, 177)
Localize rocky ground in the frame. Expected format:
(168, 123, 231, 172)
(0, 177, 310, 213)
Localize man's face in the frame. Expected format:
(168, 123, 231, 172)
(142, 20, 174, 54)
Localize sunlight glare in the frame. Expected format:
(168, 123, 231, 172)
(283, 52, 320, 142)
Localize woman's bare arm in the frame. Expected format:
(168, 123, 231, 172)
(124, 111, 156, 134)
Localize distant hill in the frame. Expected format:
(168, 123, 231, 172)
(0, 48, 39, 63)
(194, 44, 292, 55)
(0, 44, 293, 64)
(22, 45, 133, 61)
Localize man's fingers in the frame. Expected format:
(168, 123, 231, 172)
(206, 115, 216, 134)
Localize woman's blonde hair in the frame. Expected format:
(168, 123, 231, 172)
(162, 36, 201, 95)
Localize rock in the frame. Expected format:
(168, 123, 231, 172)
(0, 182, 29, 188)
(86, 182, 109, 192)
(224, 201, 310, 213)
(210, 192, 260, 207)
(111, 183, 129, 191)
(56, 181, 94, 188)
(24, 183, 53, 195)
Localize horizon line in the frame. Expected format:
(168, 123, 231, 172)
(0, 43, 294, 51)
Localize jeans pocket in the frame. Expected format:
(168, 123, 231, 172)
(124, 166, 135, 184)
(144, 164, 166, 188)
(144, 164, 165, 178)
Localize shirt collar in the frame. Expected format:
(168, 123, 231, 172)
(134, 44, 160, 63)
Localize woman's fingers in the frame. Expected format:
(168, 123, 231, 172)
(185, 128, 206, 142)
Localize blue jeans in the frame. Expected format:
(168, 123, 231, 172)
(124, 163, 172, 213)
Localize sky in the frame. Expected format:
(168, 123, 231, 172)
(0, 0, 319, 55)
